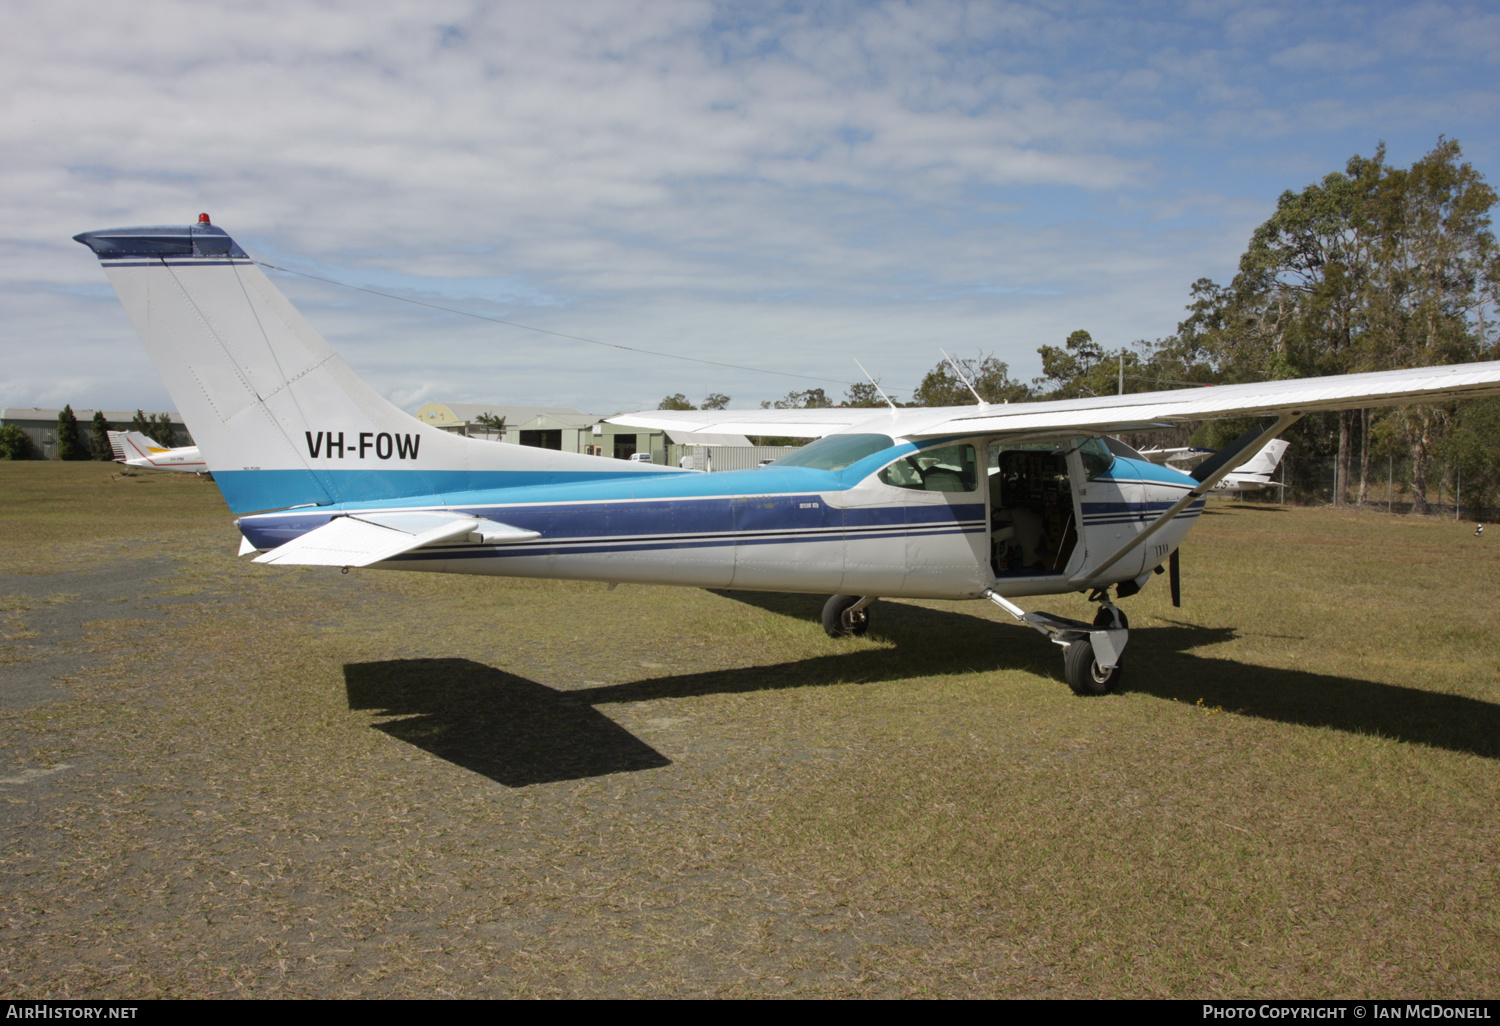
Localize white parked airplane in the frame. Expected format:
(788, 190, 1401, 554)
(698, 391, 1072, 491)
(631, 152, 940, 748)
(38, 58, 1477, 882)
(1139, 439, 1288, 492)
(74, 218, 1500, 694)
(107, 429, 206, 472)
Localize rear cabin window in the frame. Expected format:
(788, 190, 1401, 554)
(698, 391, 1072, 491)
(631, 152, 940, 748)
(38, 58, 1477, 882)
(768, 433, 895, 472)
(878, 443, 978, 492)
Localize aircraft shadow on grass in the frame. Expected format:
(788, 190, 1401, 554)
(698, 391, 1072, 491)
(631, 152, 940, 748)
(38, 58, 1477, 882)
(345, 595, 1500, 786)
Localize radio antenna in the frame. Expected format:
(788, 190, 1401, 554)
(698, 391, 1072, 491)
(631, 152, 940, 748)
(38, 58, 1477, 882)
(941, 348, 989, 406)
(853, 358, 899, 410)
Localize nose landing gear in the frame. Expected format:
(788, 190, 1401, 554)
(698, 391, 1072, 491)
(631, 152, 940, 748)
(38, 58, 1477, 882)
(982, 589, 1128, 696)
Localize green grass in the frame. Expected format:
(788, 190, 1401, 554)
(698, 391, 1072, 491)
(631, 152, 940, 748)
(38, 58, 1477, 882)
(0, 461, 231, 572)
(0, 464, 1497, 997)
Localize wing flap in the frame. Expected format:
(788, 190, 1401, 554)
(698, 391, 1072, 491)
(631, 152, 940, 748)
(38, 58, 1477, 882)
(253, 512, 539, 567)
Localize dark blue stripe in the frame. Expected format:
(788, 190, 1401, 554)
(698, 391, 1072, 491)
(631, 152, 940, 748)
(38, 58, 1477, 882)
(391, 524, 985, 563)
(242, 493, 986, 551)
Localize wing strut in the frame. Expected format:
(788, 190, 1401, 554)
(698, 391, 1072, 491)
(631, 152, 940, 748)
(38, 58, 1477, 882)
(1079, 412, 1303, 590)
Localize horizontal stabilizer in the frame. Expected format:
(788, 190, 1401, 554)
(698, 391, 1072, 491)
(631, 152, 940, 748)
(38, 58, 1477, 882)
(253, 511, 539, 567)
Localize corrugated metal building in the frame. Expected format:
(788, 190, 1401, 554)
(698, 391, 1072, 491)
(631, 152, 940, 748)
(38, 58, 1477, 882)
(0, 408, 191, 460)
(414, 402, 669, 463)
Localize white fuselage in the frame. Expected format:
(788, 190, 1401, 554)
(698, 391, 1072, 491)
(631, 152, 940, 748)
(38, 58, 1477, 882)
(237, 442, 1200, 601)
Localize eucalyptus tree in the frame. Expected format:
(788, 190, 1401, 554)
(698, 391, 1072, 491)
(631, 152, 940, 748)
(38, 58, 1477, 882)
(1358, 139, 1498, 511)
(1175, 140, 1497, 510)
(910, 353, 1031, 406)
(1229, 150, 1387, 503)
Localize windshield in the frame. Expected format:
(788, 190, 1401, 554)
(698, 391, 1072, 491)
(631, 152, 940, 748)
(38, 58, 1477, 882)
(1078, 437, 1115, 480)
(1101, 436, 1144, 461)
(767, 433, 895, 472)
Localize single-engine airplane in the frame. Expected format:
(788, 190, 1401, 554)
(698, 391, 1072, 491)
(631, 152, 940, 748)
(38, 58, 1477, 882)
(1140, 439, 1289, 492)
(107, 429, 206, 473)
(74, 218, 1500, 694)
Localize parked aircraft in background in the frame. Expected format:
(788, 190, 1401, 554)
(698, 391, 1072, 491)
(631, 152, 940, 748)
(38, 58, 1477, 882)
(107, 429, 206, 473)
(1140, 439, 1289, 492)
(74, 218, 1500, 695)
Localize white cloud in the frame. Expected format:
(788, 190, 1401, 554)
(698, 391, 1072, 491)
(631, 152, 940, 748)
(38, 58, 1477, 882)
(2, 0, 1495, 415)
(1268, 40, 1381, 73)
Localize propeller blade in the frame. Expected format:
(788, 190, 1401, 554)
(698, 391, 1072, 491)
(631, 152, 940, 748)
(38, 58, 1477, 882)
(1169, 548, 1181, 608)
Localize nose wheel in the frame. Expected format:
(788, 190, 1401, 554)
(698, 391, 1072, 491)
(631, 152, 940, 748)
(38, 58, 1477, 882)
(1063, 635, 1124, 695)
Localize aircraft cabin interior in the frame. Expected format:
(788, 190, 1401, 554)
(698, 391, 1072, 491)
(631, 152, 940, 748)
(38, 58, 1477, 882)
(987, 438, 1113, 578)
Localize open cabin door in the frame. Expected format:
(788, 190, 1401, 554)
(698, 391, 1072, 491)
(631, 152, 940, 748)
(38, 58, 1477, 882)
(986, 439, 1085, 581)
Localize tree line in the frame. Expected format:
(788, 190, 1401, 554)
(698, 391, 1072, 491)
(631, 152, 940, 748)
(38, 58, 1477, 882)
(658, 139, 1500, 512)
(0, 408, 179, 461)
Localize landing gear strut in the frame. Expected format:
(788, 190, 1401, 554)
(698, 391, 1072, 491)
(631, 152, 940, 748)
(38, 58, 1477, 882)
(983, 589, 1128, 696)
(822, 594, 873, 638)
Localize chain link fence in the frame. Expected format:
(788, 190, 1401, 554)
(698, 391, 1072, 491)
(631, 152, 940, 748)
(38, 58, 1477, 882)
(1237, 453, 1499, 521)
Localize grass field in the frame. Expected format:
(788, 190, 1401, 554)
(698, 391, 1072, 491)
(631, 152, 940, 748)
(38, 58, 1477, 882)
(1, 461, 1498, 998)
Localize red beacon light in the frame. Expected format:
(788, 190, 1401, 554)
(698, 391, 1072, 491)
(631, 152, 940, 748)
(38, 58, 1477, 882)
(198, 213, 211, 224)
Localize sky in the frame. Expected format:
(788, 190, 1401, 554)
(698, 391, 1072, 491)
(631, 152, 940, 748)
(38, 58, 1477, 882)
(3, 0, 1497, 415)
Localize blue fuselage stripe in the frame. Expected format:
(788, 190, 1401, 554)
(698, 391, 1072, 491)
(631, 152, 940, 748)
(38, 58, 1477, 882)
(240, 491, 989, 552)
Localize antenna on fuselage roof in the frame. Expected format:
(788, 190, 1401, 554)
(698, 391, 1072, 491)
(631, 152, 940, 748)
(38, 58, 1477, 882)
(940, 348, 991, 407)
(852, 358, 899, 411)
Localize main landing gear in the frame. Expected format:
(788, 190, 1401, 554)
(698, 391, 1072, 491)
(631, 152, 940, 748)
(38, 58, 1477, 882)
(983, 589, 1129, 696)
(822, 594, 873, 638)
(818, 590, 1127, 696)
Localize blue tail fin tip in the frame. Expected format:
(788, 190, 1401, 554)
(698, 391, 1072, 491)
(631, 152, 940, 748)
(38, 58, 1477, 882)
(74, 224, 247, 260)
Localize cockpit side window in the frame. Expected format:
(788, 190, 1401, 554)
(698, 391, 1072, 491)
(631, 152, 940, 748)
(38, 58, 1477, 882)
(878, 443, 978, 492)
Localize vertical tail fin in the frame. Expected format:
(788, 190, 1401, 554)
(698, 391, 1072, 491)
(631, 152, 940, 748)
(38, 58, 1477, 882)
(1235, 439, 1289, 477)
(75, 221, 676, 514)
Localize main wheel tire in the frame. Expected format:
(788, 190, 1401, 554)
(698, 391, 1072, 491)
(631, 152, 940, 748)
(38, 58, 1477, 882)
(1092, 607, 1129, 629)
(1064, 638, 1122, 696)
(821, 594, 870, 638)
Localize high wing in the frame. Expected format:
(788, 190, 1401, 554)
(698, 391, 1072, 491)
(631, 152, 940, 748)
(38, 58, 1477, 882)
(607, 407, 879, 439)
(609, 362, 1500, 440)
(252, 511, 539, 567)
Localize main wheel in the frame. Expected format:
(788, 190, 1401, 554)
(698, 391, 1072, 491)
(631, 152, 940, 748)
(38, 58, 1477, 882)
(821, 594, 870, 638)
(1092, 607, 1129, 629)
(1064, 638, 1122, 696)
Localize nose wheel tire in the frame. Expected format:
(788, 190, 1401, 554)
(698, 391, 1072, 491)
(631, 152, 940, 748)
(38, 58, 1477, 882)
(1064, 637, 1122, 696)
(821, 594, 870, 638)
